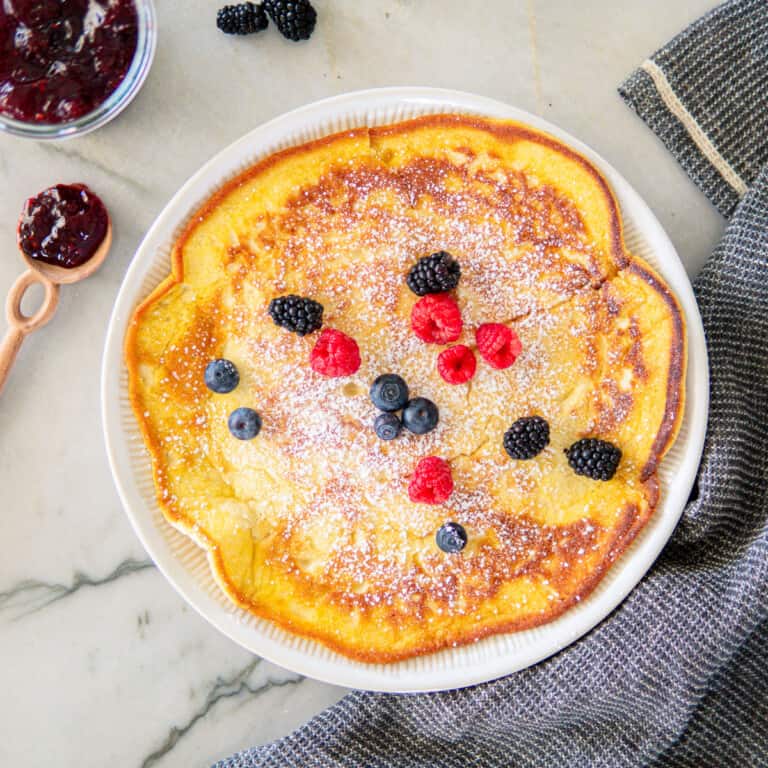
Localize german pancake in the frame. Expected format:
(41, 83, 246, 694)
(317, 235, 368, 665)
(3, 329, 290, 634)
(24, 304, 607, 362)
(125, 114, 686, 662)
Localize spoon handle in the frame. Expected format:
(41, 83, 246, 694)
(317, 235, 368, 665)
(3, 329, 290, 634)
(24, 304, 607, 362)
(0, 269, 59, 397)
(0, 326, 25, 396)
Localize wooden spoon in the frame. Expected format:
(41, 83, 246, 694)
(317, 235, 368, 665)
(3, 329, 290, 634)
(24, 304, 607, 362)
(0, 220, 112, 396)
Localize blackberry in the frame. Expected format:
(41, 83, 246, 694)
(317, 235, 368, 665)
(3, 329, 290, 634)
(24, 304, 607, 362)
(406, 251, 461, 296)
(263, 0, 317, 41)
(503, 416, 550, 460)
(216, 3, 268, 35)
(268, 294, 323, 336)
(565, 438, 622, 481)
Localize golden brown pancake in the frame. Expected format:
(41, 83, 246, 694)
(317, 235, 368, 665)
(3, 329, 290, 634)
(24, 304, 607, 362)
(125, 115, 686, 662)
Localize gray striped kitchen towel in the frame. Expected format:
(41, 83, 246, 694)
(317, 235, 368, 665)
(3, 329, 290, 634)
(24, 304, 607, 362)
(216, 1, 768, 765)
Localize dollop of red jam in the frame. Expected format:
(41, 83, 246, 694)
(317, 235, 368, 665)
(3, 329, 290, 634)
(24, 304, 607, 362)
(18, 183, 108, 268)
(0, 0, 138, 124)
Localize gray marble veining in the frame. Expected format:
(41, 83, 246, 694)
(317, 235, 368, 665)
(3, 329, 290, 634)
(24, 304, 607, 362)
(0, 558, 154, 619)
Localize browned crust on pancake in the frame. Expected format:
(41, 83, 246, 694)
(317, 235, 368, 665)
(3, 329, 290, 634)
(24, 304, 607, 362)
(627, 261, 687, 481)
(206, 496, 656, 663)
(125, 114, 686, 662)
(370, 115, 628, 272)
(124, 126, 373, 334)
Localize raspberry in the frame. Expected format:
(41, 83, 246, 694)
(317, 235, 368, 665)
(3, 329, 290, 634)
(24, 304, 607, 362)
(437, 344, 476, 385)
(310, 328, 360, 377)
(411, 294, 463, 344)
(408, 456, 454, 504)
(476, 323, 522, 369)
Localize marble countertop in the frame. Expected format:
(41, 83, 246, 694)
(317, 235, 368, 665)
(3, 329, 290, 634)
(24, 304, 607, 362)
(0, 1, 723, 766)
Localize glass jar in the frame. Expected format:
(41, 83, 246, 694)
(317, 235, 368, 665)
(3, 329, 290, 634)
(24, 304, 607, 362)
(0, 0, 157, 140)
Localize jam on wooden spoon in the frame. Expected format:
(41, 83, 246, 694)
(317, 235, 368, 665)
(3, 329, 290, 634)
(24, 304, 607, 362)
(0, 183, 112, 395)
(18, 184, 109, 269)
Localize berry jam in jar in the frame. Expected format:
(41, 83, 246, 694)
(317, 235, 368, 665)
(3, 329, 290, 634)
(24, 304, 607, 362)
(0, 0, 139, 125)
(18, 184, 108, 268)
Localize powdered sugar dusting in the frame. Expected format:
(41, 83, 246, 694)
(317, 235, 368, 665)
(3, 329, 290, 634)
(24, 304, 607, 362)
(132, 135, 657, 627)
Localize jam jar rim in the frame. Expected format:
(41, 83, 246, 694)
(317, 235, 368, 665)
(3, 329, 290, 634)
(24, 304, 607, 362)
(0, 0, 157, 140)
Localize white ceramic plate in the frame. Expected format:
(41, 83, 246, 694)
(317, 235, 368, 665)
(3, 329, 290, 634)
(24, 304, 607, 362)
(102, 88, 709, 692)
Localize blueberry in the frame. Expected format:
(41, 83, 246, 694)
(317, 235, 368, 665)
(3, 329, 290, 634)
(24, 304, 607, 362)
(436, 522, 467, 553)
(402, 397, 439, 434)
(205, 359, 240, 394)
(374, 412, 402, 441)
(228, 407, 261, 440)
(370, 373, 409, 412)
